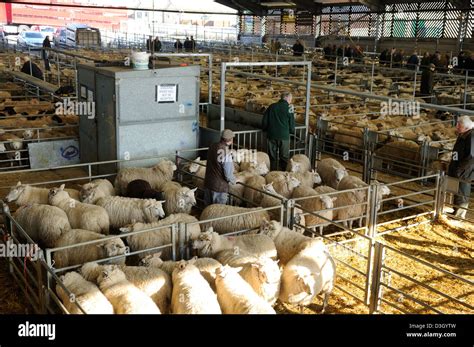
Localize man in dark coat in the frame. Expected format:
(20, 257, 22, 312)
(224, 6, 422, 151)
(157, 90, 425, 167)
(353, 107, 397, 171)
(174, 39, 183, 51)
(42, 35, 51, 71)
(406, 50, 419, 70)
(448, 116, 474, 218)
(262, 91, 295, 171)
(203, 129, 236, 205)
(420, 63, 435, 101)
(146, 36, 153, 53)
(379, 49, 389, 65)
(21, 57, 43, 80)
(292, 39, 304, 56)
(420, 52, 431, 71)
(184, 37, 192, 52)
(153, 37, 162, 52)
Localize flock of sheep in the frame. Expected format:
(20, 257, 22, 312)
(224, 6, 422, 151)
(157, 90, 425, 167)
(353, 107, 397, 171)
(2, 148, 396, 314)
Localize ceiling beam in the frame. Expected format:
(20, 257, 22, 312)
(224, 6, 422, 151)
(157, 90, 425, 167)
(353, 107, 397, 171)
(292, 0, 321, 14)
(216, 0, 267, 16)
(357, 0, 383, 12)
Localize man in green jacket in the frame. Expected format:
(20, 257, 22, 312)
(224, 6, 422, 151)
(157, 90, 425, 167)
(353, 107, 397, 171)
(262, 91, 295, 171)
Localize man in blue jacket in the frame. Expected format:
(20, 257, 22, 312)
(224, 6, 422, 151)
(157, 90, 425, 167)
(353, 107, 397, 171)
(262, 92, 295, 171)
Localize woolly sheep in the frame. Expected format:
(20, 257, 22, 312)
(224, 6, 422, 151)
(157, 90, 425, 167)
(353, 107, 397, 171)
(80, 262, 171, 314)
(243, 175, 266, 206)
(80, 179, 115, 204)
(215, 249, 281, 305)
(270, 174, 301, 199)
(229, 169, 264, 206)
(125, 179, 164, 200)
(187, 157, 206, 189)
(97, 266, 161, 314)
(215, 265, 276, 314)
(192, 227, 277, 259)
(290, 170, 322, 188)
(286, 154, 311, 173)
(239, 151, 270, 174)
(49, 185, 110, 235)
(279, 240, 336, 311)
(161, 181, 197, 215)
(56, 271, 113, 314)
(5, 181, 80, 206)
(171, 261, 222, 314)
(260, 182, 286, 220)
(53, 229, 126, 268)
(13, 204, 71, 248)
(199, 204, 271, 234)
(95, 196, 165, 229)
(316, 158, 348, 189)
(120, 213, 200, 260)
(259, 220, 323, 265)
(140, 253, 221, 290)
(291, 186, 336, 235)
(114, 159, 177, 195)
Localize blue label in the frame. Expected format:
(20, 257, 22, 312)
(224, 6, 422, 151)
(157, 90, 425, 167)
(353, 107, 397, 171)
(60, 146, 79, 160)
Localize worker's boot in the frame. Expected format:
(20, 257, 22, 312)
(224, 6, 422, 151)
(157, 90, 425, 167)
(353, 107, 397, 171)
(454, 203, 469, 219)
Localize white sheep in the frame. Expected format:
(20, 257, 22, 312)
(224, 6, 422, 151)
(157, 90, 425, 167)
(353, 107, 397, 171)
(141, 253, 221, 290)
(120, 213, 200, 260)
(290, 170, 322, 188)
(114, 159, 177, 195)
(270, 174, 301, 199)
(286, 154, 311, 173)
(97, 265, 161, 314)
(215, 249, 281, 305)
(171, 261, 222, 314)
(199, 204, 271, 234)
(49, 185, 110, 235)
(187, 157, 206, 189)
(259, 220, 325, 265)
(291, 186, 336, 235)
(243, 175, 266, 206)
(95, 196, 165, 229)
(53, 229, 126, 268)
(13, 204, 71, 248)
(316, 158, 349, 189)
(5, 181, 80, 206)
(56, 271, 114, 314)
(161, 181, 197, 215)
(279, 240, 336, 311)
(215, 265, 276, 314)
(239, 151, 270, 173)
(80, 262, 171, 314)
(80, 179, 115, 204)
(192, 227, 277, 259)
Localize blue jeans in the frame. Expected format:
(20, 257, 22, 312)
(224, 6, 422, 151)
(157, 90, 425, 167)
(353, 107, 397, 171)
(204, 189, 228, 206)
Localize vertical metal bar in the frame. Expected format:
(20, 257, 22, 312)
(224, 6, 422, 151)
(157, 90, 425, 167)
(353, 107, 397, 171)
(464, 70, 468, 109)
(171, 224, 177, 261)
(178, 222, 186, 260)
(370, 60, 375, 94)
(334, 57, 338, 86)
(413, 66, 418, 100)
(208, 54, 213, 105)
(369, 242, 384, 314)
(220, 62, 226, 132)
(88, 164, 92, 182)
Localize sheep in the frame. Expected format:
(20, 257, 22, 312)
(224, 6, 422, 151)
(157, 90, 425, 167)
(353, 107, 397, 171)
(160, 181, 197, 215)
(53, 229, 126, 268)
(80, 179, 115, 204)
(125, 179, 164, 200)
(279, 240, 336, 311)
(259, 220, 323, 265)
(5, 181, 80, 206)
(239, 151, 270, 173)
(286, 154, 311, 173)
(214, 249, 281, 305)
(237, 161, 269, 176)
(265, 173, 300, 198)
(48, 185, 110, 235)
(215, 265, 276, 314)
(140, 253, 221, 290)
(96, 266, 161, 314)
(192, 227, 277, 259)
(171, 260, 221, 314)
(56, 271, 114, 314)
(13, 204, 71, 248)
(120, 213, 200, 260)
(80, 262, 171, 314)
(260, 182, 286, 220)
(290, 170, 322, 188)
(187, 157, 206, 189)
(0, 132, 24, 151)
(243, 175, 266, 206)
(114, 159, 177, 195)
(199, 204, 271, 234)
(316, 158, 349, 189)
(95, 196, 165, 229)
(291, 186, 336, 235)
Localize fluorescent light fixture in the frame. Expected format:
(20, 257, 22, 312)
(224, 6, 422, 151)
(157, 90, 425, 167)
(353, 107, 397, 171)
(260, 2, 297, 7)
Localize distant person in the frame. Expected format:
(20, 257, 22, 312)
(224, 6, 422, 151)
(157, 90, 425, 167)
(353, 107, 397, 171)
(457, 51, 468, 71)
(262, 91, 295, 171)
(379, 48, 389, 65)
(174, 39, 183, 51)
(153, 37, 161, 52)
(420, 52, 431, 70)
(203, 129, 236, 205)
(184, 36, 192, 52)
(272, 39, 281, 54)
(447, 116, 474, 218)
(323, 45, 332, 60)
(292, 39, 304, 56)
(420, 63, 435, 102)
(406, 50, 419, 70)
(353, 45, 363, 62)
(146, 35, 153, 53)
(42, 35, 51, 71)
(21, 57, 43, 80)
(190, 35, 196, 52)
(431, 51, 442, 70)
(336, 46, 343, 57)
(392, 49, 404, 68)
